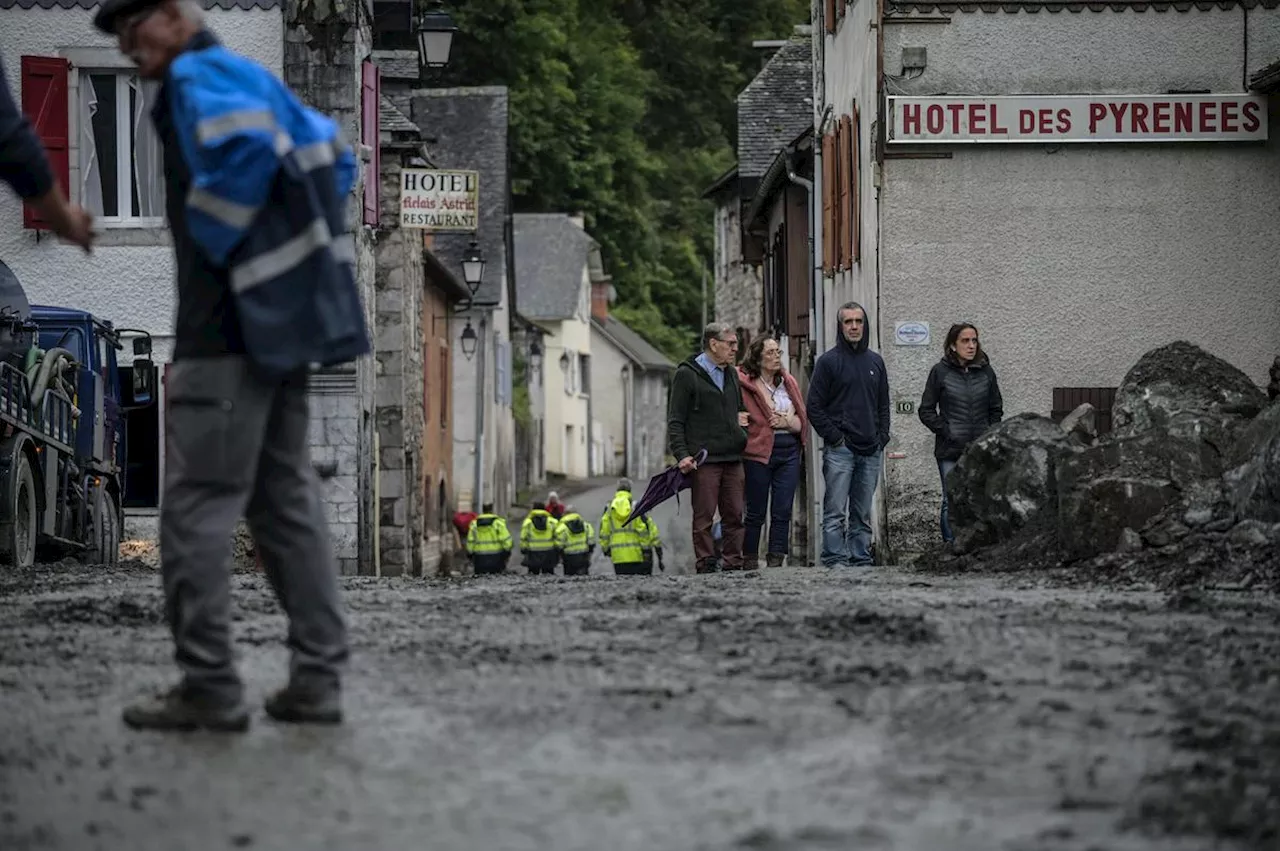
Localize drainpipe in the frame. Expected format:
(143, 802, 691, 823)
(473, 312, 488, 510)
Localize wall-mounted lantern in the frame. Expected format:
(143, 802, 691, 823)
(417, 1, 458, 69)
(460, 319, 478, 360)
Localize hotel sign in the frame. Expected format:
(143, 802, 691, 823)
(887, 94, 1268, 144)
(400, 168, 479, 230)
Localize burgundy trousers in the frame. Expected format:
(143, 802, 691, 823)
(691, 461, 745, 568)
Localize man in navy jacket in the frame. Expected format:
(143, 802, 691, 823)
(806, 302, 891, 567)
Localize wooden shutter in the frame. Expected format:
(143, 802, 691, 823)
(20, 56, 70, 231)
(821, 131, 835, 275)
(361, 61, 381, 227)
(851, 103, 861, 265)
(837, 115, 851, 270)
(825, 0, 837, 33)
(785, 185, 809, 338)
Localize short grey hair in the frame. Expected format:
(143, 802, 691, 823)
(702, 322, 734, 349)
(176, 0, 205, 24)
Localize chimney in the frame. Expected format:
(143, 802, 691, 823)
(570, 211, 586, 230)
(591, 281, 610, 322)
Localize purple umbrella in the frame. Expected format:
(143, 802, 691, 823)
(623, 449, 708, 526)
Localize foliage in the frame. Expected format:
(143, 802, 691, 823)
(438, 0, 810, 359)
(511, 349, 532, 429)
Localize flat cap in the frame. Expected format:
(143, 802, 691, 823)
(93, 0, 166, 34)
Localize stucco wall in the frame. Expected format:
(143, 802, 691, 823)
(0, 8, 283, 348)
(543, 302, 592, 478)
(876, 6, 1280, 556)
(590, 325, 628, 477)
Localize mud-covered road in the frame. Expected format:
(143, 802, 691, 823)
(2, 489, 1278, 851)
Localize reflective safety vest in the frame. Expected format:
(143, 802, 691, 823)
(554, 513, 595, 555)
(599, 490, 655, 565)
(467, 514, 512, 555)
(520, 509, 559, 552)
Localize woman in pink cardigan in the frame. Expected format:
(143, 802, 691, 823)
(737, 336, 808, 568)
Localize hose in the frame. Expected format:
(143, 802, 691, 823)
(28, 346, 79, 416)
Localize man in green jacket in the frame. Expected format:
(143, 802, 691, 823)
(666, 322, 749, 574)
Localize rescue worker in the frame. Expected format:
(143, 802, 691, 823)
(520, 501, 560, 576)
(599, 479, 659, 576)
(554, 505, 595, 577)
(466, 503, 512, 575)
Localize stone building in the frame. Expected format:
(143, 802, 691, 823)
(706, 29, 813, 347)
(813, 0, 1280, 558)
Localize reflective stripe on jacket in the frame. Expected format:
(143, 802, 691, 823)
(520, 510, 559, 552)
(599, 490, 653, 565)
(554, 513, 595, 555)
(467, 515, 512, 555)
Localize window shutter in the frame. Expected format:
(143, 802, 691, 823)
(361, 60, 380, 227)
(837, 115, 851, 270)
(821, 131, 836, 275)
(825, 0, 836, 33)
(852, 103, 862, 265)
(20, 56, 70, 231)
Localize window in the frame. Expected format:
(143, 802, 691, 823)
(579, 353, 590, 397)
(79, 71, 165, 224)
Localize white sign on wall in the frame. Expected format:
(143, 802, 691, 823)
(400, 168, 479, 230)
(894, 321, 931, 346)
(887, 95, 1268, 144)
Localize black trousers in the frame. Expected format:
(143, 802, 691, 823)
(526, 550, 559, 575)
(562, 553, 590, 576)
(614, 562, 652, 576)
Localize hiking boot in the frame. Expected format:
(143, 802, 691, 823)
(122, 686, 250, 733)
(742, 555, 759, 571)
(695, 559, 720, 575)
(765, 552, 785, 568)
(264, 683, 343, 725)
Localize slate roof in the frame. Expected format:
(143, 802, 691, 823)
(736, 36, 813, 180)
(0, 0, 281, 8)
(512, 213, 595, 322)
(410, 87, 509, 308)
(379, 96, 418, 135)
(888, 0, 1277, 12)
(372, 49, 419, 82)
(592, 315, 674, 372)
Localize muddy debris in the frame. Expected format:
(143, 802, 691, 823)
(920, 341, 1280, 594)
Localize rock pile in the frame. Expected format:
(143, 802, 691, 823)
(933, 341, 1280, 590)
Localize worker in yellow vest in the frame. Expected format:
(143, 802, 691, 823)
(599, 479, 660, 576)
(641, 512, 664, 574)
(520, 500, 560, 575)
(554, 505, 595, 576)
(466, 502, 512, 575)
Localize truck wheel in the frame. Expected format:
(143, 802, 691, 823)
(3, 453, 37, 568)
(87, 487, 121, 567)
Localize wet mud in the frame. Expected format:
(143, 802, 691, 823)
(2, 559, 1277, 851)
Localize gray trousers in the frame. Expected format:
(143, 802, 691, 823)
(160, 357, 348, 703)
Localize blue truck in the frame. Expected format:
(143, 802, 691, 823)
(0, 271, 156, 568)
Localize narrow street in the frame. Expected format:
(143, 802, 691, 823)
(2, 495, 1277, 851)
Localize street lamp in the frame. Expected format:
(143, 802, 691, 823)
(529, 338, 543, 372)
(460, 319, 478, 360)
(417, 1, 458, 69)
(461, 238, 485, 298)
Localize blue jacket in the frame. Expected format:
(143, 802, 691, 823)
(165, 40, 370, 378)
(806, 311, 891, 455)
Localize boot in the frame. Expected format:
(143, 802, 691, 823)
(742, 554, 759, 571)
(264, 683, 343, 725)
(695, 559, 720, 575)
(122, 686, 250, 733)
(765, 552, 785, 568)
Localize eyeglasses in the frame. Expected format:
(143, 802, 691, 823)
(714, 337, 739, 347)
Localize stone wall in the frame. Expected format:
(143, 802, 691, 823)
(284, 0, 376, 575)
(713, 198, 763, 335)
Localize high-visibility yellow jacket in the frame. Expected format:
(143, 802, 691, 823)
(554, 513, 595, 555)
(599, 490, 656, 565)
(520, 509, 559, 553)
(466, 514, 512, 555)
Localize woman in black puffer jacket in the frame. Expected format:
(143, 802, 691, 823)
(918, 323, 1004, 543)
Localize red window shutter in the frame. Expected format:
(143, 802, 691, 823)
(821, 131, 835, 275)
(20, 56, 70, 231)
(361, 61, 381, 227)
(825, 0, 836, 33)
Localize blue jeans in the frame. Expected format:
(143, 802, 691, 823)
(938, 459, 957, 543)
(821, 445, 882, 566)
(743, 433, 802, 557)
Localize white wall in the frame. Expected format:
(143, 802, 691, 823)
(0, 8, 284, 352)
(541, 271, 592, 479)
(875, 6, 1280, 554)
(452, 288, 517, 515)
(590, 324, 629, 477)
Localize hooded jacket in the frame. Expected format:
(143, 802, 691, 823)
(599, 490, 656, 565)
(805, 309, 891, 455)
(666, 354, 748, 464)
(918, 350, 1003, 461)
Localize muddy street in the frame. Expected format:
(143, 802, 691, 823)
(3, 539, 1278, 851)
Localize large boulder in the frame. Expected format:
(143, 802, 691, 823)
(1223, 401, 1280, 524)
(948, 414, 1074, 552)
(1059, 402, 1098, 447)
(1268, 355, 1280, 401)
(1057, 431, 1221, 560)
(1111, 341, 1268, 458)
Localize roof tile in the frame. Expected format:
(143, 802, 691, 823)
(737, 37, 813, 179)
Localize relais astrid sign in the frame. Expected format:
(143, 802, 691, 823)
(887, 95, 1268, 144)
(400, 168, 479, 230)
